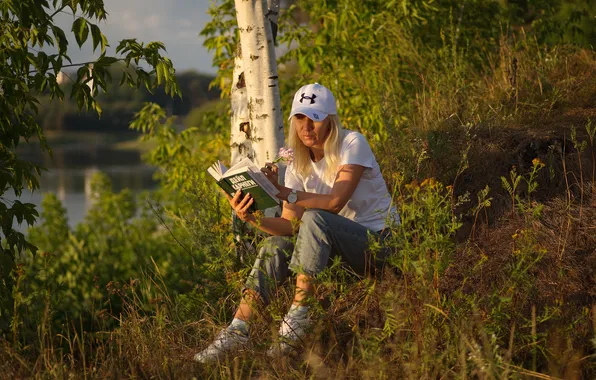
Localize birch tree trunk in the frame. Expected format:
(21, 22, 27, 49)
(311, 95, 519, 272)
(230, 0, 283, 261)
(230, 54, 251, 167)
(233, 0, 284, 168)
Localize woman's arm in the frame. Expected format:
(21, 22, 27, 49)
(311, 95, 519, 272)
(245, 201, 305, 236)
(268, 164, 365, 214)
(227, 190, 305, 236)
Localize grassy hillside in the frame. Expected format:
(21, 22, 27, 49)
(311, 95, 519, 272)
(2, 42, 593, 379)
(2, 1, 595, 378)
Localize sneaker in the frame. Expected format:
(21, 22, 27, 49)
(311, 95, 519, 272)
(267, 312, 312, 357)
(193, 327, 249, 363)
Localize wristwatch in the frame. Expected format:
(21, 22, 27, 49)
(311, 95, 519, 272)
(287, 189, 298, 204)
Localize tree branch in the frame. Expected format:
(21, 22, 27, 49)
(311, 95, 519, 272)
(47, 4, 69, 23)
(27, 59, 122, 75)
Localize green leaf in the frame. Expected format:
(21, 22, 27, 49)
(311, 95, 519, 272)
(51, 54, 63, 75)
(96, 56, 119, 66)
(101, 33, 109, 53)
(500, 176, 512, 194)
(72, 17, 89, 48)
(90, 23, 102, 52)
(156, 62, 165, 85)
(40, 77, 48, 92)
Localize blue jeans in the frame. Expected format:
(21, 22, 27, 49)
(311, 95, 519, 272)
(244, 209, 392, 305)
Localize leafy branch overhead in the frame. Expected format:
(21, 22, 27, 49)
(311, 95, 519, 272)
(0, 0, 180, 280)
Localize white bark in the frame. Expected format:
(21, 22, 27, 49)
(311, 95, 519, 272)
(230, 52, 252, 166)
(231, 0, 283, 261)
(88, 64, 94, 96)
(234, 0, 284, 168)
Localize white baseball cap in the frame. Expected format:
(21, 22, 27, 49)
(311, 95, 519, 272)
(289, 83, 337, 121)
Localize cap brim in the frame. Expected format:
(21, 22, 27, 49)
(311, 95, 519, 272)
(288, 107, 329, 122)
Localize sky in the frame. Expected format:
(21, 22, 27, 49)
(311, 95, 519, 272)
(55, 0, 217, 74)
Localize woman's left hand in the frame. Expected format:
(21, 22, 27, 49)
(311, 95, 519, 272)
(261, 163, 280, 189)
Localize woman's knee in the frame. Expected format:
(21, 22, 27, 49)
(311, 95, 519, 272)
(300, 209, 333, 232)
(258, 236, 292, 259)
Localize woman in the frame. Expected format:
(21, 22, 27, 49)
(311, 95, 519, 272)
(195, 83, 398, 363)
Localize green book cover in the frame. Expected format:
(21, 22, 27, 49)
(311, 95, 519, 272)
(217, 172, 280, 211)
(208, 158, 280, 211)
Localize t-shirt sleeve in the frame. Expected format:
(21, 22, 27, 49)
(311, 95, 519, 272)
(284, 163, 305, 191)
(340, 132, 376, 168)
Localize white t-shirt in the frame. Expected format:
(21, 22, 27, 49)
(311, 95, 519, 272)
(285, 130, 399, 231)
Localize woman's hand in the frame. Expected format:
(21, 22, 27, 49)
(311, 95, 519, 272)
(261, 163, 280, 189)
(225, 189, 255, 222)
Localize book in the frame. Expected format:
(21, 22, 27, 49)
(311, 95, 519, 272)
(207, 157, 281, 211)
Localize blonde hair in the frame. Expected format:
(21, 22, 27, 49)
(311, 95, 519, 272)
(288, 114, 344, 181)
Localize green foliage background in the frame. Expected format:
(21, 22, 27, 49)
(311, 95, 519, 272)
(1, 0, 179, 332)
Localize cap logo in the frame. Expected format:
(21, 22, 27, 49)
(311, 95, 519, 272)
(300, 93, 316, 104)
(313, 113, 319, 119)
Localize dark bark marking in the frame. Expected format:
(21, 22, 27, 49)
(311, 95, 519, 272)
(231, 142, 249, 155)
(237, 72, 246, 89)
(240, 122, 251, 139)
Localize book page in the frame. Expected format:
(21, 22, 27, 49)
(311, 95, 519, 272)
(225, 157, 258, 177)
(247, 168, 280, 200)
(217, 161, 228, 174)
(207, 160, 228, 181)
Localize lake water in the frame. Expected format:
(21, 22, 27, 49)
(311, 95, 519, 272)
(7, 135, 157, 231)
